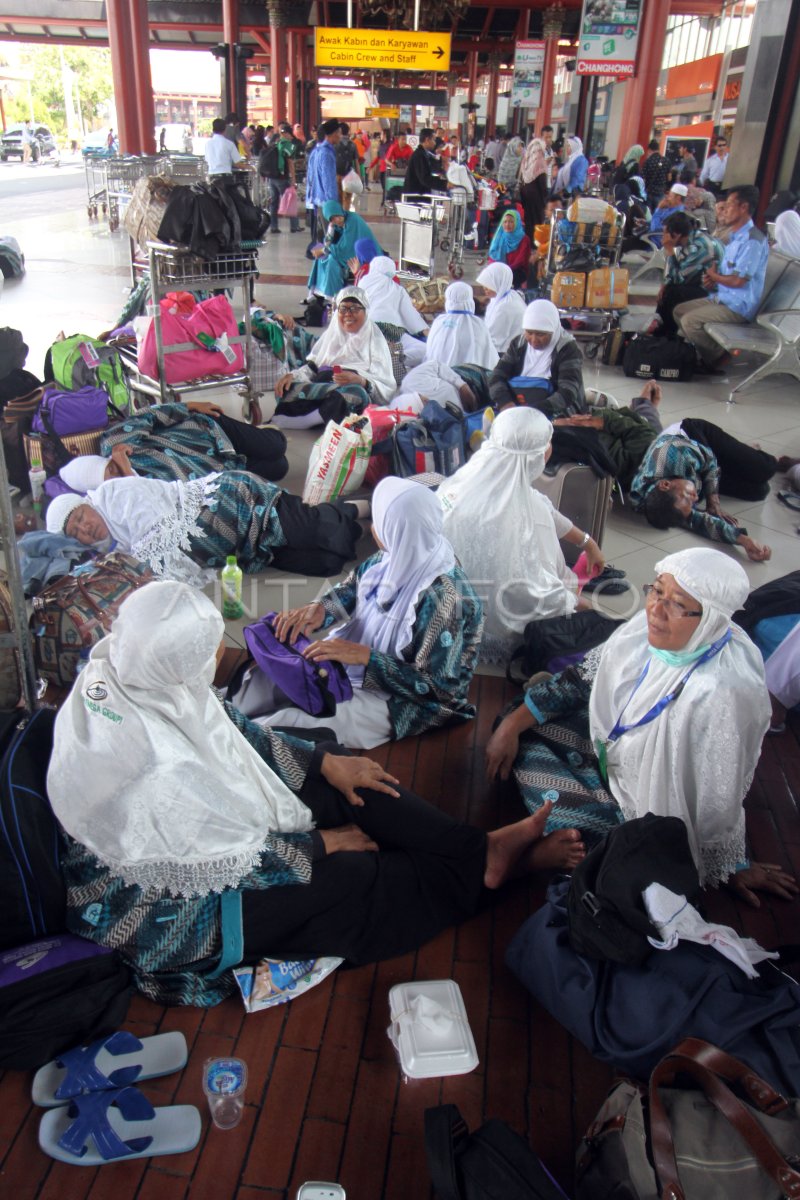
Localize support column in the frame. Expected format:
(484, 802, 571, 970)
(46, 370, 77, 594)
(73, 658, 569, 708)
(222, 0, 239, 115)
(268, 1, 288, 125)
(486, 54, 500, 139)
(536, 2, 564, 136)
(287, 33, 298, 126)
(129, 0, 155, 155)
(615, 0, 671, 160)
(467, 51, 478, 106)
(106, 0, 139, 153)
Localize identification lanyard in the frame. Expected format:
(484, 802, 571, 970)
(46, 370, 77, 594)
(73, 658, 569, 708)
(595, 629, 732, 785)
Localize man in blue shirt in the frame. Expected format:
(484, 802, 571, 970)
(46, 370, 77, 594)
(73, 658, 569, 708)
(305, 119, 341, 244)
(674, 185, 769, 367)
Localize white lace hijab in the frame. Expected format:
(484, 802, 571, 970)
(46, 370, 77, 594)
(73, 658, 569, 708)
(48, 581, 313, 897)
(87, 473, 222, 584)
(588, 548, 771, 886)
(477, 263, 527, 354)
(439, 407, 576, 647)
(425, 282, 499, 370)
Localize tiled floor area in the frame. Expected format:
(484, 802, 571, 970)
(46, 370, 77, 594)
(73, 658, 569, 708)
(1, 163, 799, 1198)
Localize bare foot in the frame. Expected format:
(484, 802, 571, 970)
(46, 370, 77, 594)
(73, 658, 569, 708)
(484, 800, 553, 889)
(525, 828, 586, 873)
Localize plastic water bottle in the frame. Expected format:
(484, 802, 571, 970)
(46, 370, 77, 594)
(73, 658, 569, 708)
(220, 556, 243, 619)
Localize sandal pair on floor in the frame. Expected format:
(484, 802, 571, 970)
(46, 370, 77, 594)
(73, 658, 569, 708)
(34, 1030, 201, 1165)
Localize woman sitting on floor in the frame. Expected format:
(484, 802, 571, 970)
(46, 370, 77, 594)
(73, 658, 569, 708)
(486, 547, 799, 905)
(48, 580, 560, 1007)
(476, 262, 527, 354)
(274, 286, 396, 427)
(347, 237, 380, 285)
(440, 408, 605, 663)
(307, 201, 381, 301)
(424, 281, 499, 371)
(231, 477, 484, 749)
(358, 254, 429, 370)
(57, 400, 289, 497)
(489, 298, 586, 418)
(487, 209, 532, 290)
(45, 465, 363, 581)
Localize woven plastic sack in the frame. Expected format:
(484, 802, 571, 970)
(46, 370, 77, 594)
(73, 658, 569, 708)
(302, 413, 372, 503)
(249, 339, 284, 395)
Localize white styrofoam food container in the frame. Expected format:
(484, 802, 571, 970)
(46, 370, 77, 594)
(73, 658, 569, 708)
(388, 979, 479, 1079)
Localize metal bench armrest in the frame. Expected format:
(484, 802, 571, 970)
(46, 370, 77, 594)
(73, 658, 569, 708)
(755, 310, 800, 344)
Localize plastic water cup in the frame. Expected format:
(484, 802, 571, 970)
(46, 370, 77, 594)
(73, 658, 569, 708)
(203, 1057, 247, 1129)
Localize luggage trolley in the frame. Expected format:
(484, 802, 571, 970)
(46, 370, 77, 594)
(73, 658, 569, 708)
(545, 197, 627, 359)
(105, 155, 162, 232)
(396, 192, 466, 280)
(123, 241, 260, 410)
(84, 153, 109, 220)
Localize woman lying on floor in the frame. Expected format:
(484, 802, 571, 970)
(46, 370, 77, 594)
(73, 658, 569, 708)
(439, 407, 605, 663)
(48, 580, 556, 1006)
(57, 400, 289, 496)
(231, 477, 484, 748)
(486, 547, 799, 904)
(273, 286, 396, 428)
(45, 465, 363, 581)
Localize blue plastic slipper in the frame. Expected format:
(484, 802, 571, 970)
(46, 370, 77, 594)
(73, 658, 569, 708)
(32, 1030, 188, 1107)
(38, 1086, 201, 1165)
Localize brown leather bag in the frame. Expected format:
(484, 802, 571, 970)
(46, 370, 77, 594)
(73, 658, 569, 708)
(2, 386, 43, 490)
(575, 1038, 800, 1200)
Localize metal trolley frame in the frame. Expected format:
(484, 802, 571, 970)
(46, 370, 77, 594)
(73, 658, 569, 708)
(123, 241, 260, 408)
(84, 153, 109, 220)
(395, 190, 468, 280)
(545, 203, 627, 358)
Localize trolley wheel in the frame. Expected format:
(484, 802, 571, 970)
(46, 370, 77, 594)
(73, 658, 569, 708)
(448, 263, 464, 279)
(440, 238, 451, 253)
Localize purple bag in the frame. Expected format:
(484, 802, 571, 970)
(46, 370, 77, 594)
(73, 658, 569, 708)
(43, 475, 76, 502)
(243, 611, 353, 717)
(31, 386, 111, 437)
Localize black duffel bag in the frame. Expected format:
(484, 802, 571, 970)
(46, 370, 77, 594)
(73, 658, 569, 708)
(623, 334, 696, 382)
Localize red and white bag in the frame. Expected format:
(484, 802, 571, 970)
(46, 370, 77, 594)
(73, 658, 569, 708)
(302, 413, 373, 504)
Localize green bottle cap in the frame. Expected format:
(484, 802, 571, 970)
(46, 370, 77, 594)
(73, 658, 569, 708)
(226, 556, 236, 566)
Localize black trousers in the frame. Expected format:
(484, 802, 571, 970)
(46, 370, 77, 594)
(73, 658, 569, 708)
(655, 281, 707, 336)
(682, 417, 778, 501)
(241, 778, 487, 965)
(271, 492, 362, 576)
(520, 176, 548, 238)
(215, 414, 289, 482)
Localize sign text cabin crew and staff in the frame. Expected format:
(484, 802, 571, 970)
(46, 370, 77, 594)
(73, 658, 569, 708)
(315, 28, 452, 72)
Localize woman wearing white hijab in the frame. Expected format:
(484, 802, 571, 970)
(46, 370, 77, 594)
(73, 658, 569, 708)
(46, 466, 362, 582)
(440, 408, 605, 662)
(489, 298, 586, 417)
(555, 136, 588, 195)
(774, 210, 800, 259)
(425, 281, 499, 370)
(359, 255, 429, 369)
(232, 477, 484, 748)
(274, 286, 396, 425)
(497, 136, 524, 188)
(487, 547, 799, 901)
(49, 579, 561, 1004)
(476, 263, 527, 354)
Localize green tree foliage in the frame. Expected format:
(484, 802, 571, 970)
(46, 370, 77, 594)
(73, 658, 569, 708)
(6, 45, 113, 134)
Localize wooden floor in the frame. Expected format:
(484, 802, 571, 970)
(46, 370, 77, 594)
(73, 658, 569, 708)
(2, 674, 800, 1200)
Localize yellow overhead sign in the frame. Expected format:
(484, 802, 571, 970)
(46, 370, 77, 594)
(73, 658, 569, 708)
(315, 27, 451, 72)
(365, 107, 401, 118)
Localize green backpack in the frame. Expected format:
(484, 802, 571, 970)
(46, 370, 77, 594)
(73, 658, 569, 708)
(45, 335, 129, 415)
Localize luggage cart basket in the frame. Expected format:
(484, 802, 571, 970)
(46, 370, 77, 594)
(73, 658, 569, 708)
(122, 241, 261, 410)
(84, 153, 109, 220)
(396, 193, 452, 280)
(105, 155, 162, 232)
(438, 185, 469, 278)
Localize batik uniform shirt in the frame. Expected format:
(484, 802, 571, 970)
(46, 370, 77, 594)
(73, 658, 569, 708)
(629, 433, 743, 544)
(665, 230, 723, 285)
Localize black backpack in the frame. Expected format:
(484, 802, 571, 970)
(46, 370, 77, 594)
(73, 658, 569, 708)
(0, 707, 65, 950)
(508, 610, 624, 682)
(567, 814, 701, 966)
(0, 707, 132, 1068)
(623, 334, 695, 382)
(258, 141, 281, 179)
(424, 1104, 568, 1199)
